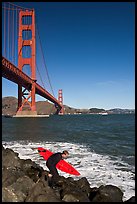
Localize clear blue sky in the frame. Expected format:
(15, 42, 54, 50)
(2, 2, 135, 109)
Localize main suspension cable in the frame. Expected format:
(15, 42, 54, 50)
(7, 2, 33, 11)
(36, 19, 55, 97)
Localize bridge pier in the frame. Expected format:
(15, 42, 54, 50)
(15, 110, 51, 117)
(16, 110, 37, 116)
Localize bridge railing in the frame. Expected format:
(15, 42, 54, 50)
(2, 56, 32, 85)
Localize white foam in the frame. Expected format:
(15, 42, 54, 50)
(2, 140, 135, 201)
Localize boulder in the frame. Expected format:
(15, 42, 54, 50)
(9, 175, 35, 196)
(60, 179, 90, 202)
(2, 187, 26, 202)
(2, 147, 22, 169)
(20, 158, 44, 182)
(25, 177, 62, 202)
(75, 177, 91, 196)
(61, 186, 90, 202)
(124, 196, 135, 202)
(2, 175, 35, 202)
(88, 186, 99, 201)
(90, 184, 123, 202)
(2, 167, 25, 187)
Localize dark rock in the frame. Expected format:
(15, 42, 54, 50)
(61, 187, 90, 202)
(90, 184, 123, 202)
(2, 187, 26, 202)
(2, 175, 34, 202)
(2, 147, 22, 169)
(25, 178, 62, 202)
(89, 187, 99, 201)
(2, 167, 25, 187)
(75, 177, 91, 196)
(9, 175, 35, 196)
(46, 175, 90, 202)
(20, 158, 44, 182)
(124, 196, 135, 202)
(60, 178, 90, 202)
(62, 193, 88, 202)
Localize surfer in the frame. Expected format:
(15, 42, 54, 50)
(46, 150, 69, 187)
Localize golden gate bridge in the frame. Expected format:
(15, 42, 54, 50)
(2, 2, 64, 116)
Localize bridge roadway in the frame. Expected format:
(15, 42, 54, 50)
(2, 56, 62, 110)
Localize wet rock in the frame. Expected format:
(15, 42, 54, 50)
(25, 178, 62, 202)
(62, 190, 90, 202)
(2, 187, 26, 202)
(88, 187, 99, 201)
(57, 176, 91, 202)
(2, 167, 25, 187)
(61, 186, 90, 202)
(2, 175, 35, 202)
(124, 196, 135, 202)
(60, 178, 90, 202)
(75, 177, 91, 196)
(9, 175, 35, 196)
(20, 158, 44, 182)
(90, 184, 123, 202)
(55, 175, 68, 186)
(2, 147, 22, 169)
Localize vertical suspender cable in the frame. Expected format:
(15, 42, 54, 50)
(24, 16, 28, 57)
(4, 3, 6, 57)
(10, 5, 12, 62)
(10, 6, 12, 61)
(9, 6, 11, 61)
(9, 4, 11, 61)
(17, 8, 20, 66)
(17, 9, 21, 59)
(7, 3, 10, 59)
(15, 8, 18, 66)
(12, 6, 15, 63)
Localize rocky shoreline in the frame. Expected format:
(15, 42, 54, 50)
(2, 146, 135, 202)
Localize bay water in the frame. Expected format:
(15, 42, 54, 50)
(2, 114, 135, 201)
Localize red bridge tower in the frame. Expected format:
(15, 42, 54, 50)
(58, 89, 64, 115)
(16, 9, 37, 116)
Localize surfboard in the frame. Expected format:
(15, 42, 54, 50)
(38, 147, 80, 176)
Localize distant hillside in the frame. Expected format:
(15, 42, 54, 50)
(89, 108, 105, 113)
(2, 96, 135, 116)
(2, 96, 89, 115)
(2, 97, 57, 115)
(2, 97, 18, 116)
(107, 108, 135, 114)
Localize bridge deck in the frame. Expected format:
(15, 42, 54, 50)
(2, 56, 62, 110)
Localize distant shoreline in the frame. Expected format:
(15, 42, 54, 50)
(2, 96, 135, 116)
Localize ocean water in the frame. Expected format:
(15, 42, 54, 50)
(2, 114, 135, 201)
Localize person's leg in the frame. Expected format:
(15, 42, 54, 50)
(47, 165, 59, 187)
(47, 173, 53, 187)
